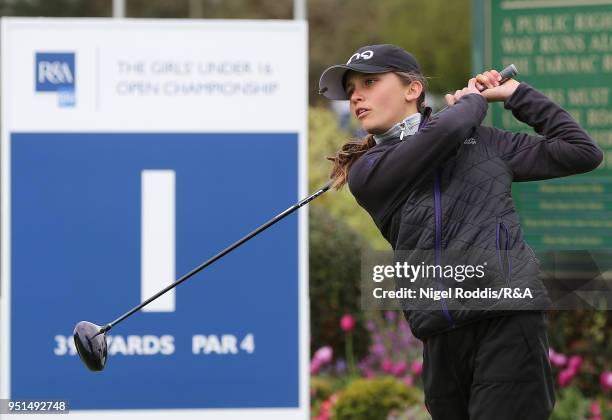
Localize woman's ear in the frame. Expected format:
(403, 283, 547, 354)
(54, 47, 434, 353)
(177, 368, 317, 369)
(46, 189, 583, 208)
(404, 80, 423, 102)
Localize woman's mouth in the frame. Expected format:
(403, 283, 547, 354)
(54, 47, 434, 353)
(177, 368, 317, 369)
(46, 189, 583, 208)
(357, 109, 370, 119)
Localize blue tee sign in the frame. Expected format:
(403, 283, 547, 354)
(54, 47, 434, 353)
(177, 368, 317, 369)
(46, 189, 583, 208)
(10, 132, 299, 409)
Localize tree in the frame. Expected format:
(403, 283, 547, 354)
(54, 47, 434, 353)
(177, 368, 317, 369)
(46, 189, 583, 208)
(309, 105, 392, 250)
(308, 0, 472, 105)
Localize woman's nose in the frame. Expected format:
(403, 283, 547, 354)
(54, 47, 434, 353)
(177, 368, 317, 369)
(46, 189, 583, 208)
(350, 89, 364, 103)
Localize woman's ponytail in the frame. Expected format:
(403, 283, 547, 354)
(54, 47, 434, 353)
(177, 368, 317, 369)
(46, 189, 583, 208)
(326, 134, 376, 190)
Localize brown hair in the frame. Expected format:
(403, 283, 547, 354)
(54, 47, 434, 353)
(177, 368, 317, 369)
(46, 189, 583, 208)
(326, 71, 429, 190)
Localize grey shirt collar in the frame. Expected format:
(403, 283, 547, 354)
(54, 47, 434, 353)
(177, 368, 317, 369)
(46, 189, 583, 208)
(373, 112, 422, 145)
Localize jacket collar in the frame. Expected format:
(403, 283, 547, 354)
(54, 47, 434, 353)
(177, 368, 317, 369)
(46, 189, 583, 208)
(373, 106, 432, 145)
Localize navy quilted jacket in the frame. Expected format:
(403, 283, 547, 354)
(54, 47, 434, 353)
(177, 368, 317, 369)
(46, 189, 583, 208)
(347, 82, 603, 340)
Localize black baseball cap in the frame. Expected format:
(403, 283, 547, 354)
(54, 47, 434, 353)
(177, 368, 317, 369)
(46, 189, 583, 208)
(318, 44, 421, 100)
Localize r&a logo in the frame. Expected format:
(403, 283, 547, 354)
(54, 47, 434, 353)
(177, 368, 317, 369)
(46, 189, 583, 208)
(35, 52, 76, 107)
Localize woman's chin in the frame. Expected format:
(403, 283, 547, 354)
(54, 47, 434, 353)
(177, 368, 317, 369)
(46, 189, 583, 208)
(361, 121, 381, 134)
(363, 124, 387, 135)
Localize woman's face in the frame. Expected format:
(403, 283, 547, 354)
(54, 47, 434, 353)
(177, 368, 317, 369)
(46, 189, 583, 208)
(344, 71, 420, 135)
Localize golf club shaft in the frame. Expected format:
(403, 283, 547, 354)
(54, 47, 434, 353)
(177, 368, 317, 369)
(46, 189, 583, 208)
(98, 179, 334, 334)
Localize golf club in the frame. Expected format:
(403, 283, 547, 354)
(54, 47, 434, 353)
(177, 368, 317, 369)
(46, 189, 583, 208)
(74, 63, 519, 372)
(437, 64, 518, 113)
(74, 179, 333, 371)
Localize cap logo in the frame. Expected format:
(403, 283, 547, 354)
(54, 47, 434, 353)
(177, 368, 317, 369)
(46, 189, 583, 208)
(346, 50, 373, 64)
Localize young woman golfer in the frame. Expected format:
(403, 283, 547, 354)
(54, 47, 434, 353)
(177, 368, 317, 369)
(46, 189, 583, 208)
(319, 44, 603, 419)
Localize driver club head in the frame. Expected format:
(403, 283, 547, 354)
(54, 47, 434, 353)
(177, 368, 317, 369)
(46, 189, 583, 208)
(73, 321, 108, 372)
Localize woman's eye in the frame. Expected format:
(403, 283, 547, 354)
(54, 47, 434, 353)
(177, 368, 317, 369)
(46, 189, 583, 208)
(346, 79, 375, 97)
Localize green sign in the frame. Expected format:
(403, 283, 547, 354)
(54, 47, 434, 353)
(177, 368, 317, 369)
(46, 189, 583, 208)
(474, 0, 612, 250)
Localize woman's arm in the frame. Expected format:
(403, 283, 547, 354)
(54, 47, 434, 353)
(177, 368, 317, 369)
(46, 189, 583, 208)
(488, 82, 603, 181)
(348, 85, 488, 228)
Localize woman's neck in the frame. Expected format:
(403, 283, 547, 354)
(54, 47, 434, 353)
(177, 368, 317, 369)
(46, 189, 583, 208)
(373, 111, 422, 144)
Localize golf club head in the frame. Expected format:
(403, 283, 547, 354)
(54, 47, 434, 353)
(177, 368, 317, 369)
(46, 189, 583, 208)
(73, 321, 108, 372)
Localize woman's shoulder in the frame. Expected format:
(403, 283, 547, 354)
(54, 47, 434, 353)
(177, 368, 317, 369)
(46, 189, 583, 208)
(472, 124, 525, 144)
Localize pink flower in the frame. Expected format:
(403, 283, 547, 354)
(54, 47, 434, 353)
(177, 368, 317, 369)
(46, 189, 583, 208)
(590, 400, 602, 419)
(412, 360, 423, 376)
(317, 392, 340, 420)
(370, 342, 385, 356)
(549, 349, 567, 368)
(310, 360, 321, 375)
(310, 346, 333, 375)
(385, 310, 397, 322)
(567, 355, 582, 371)
(340, 314, 355, 332)
(558, 368, 575, 387)
(393, 361, 409, 377)
(364, 368, 375, 378)
(358, 357, 371, 373)
(313, 346, 333, 365)
(382, 358, 394, 374)
(320, 399, 332, 412)
(404, 376, 414, 386)
(600, 371, 612, 391)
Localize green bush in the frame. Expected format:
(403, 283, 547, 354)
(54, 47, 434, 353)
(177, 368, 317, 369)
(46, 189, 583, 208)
(311, 376, 336, 416)
(551, 387, 590, 420)
(331, 377, 422, 420)
(311, 376, 335, 402)
(547, 309, 611, 396)
(309, 205, 370, 361)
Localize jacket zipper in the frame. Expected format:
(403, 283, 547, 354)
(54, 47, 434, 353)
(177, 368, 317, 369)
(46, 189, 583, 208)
(496, 221, 512, 287)
(434, 168, 456, 328)
(399, 122, 406, 140)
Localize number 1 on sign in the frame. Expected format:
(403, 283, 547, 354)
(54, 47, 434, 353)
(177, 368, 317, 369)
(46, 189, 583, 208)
(141, 170, 176, 312)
